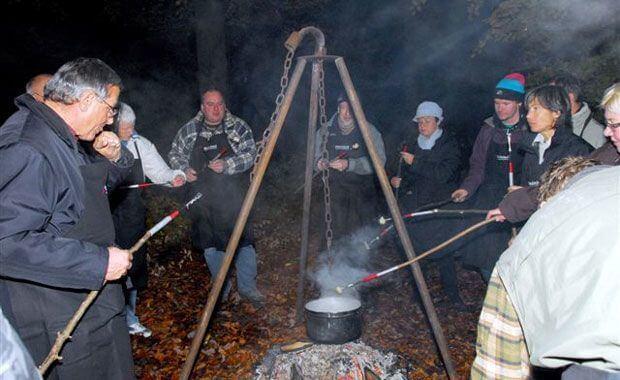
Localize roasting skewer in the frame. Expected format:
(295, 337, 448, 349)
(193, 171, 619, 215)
(506, 133, 518, 239)
(210, 147, 228, 162)
(394, 143, 408, 199)
(295, 151, 348, 193)
(337, 218, 496, 293)
(365, 208, 490, 249)
(38, 192, 203, 375)
(119, 182, 170, 189)
(377, 197, 454, 225)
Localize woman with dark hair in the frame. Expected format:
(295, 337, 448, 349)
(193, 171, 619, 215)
(517, 85, 592, 188)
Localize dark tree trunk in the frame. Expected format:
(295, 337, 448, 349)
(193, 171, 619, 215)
(194, 0, 228, 97)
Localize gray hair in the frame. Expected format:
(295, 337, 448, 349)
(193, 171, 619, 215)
(25, 74, 52, 96)
(44, 57, 122, 105)
(117, 102, 136, 125)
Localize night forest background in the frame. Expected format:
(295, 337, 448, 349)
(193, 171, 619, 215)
(2, 0, 618, 162)
(2, 1, 619, 378)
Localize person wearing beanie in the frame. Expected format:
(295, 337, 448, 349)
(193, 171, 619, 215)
(314, 94, 386, 240)
(486, 82, 618, 225)
(449, 73, 529, 282)
(390, 101, 466, 307)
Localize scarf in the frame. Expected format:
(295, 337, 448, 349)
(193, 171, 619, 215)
(338, 117, 356, 135)
(417, 128, 443, 150)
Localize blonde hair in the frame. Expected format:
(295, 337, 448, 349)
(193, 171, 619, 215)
(537, 156, 600, 203)
(600, 83, 620, 114)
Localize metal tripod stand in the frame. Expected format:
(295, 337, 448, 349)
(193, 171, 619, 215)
(181, 26, 457, 380)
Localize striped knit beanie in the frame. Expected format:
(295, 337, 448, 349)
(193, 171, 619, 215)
(494, 73, 526, 102)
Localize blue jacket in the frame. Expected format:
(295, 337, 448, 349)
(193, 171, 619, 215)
(0, 95, 110, 289)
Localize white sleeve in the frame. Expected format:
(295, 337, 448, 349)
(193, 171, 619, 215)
(136, 136, 186, 185)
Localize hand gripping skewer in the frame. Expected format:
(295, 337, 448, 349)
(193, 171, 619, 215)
(294, 151, 348, 193)
(38, 192, 203, 375)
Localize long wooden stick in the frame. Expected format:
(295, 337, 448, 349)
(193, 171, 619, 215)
(340, 218, 495, 291)
(180, 59, 308, 380)
(38, 193, 202, 375)
(38, 237, 147, 375)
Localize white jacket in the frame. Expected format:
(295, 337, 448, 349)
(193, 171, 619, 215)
(124, 133, 185, 184)
(572, 102, 607, 149)
(497, 166, 620, 371)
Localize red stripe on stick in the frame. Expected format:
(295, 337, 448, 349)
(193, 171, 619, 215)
(362, 273, 379, 283)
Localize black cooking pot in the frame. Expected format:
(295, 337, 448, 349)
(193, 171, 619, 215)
(305, 296, 362, 344)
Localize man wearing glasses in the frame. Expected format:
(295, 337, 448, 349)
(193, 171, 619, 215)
(487, 82, 620, 223)
(0, 58, 135, 379)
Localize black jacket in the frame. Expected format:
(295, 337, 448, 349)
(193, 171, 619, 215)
(0, 95, 135, 379)
(399, 131, 462, 210)
(518, 126, 592, 186)
(500, 142, 618, 223)
(0, 95, 109, 287)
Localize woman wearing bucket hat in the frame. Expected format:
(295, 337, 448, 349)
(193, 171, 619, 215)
(390, 101, 465, 306)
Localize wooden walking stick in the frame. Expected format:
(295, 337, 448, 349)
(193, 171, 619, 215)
(38, 192, 203, 375)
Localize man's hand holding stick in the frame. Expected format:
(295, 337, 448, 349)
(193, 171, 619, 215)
(38, 193, 203, 375)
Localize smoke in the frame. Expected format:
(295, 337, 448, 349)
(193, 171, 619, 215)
(309, 226, 379, 299)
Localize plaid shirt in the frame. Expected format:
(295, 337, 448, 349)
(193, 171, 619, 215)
(471, 268, 530, 379)
(168, 111, 256, 175)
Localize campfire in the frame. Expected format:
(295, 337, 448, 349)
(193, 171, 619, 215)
(254, 341, 407, 379)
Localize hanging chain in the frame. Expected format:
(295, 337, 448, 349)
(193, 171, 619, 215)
(250, 48, 295, 183)
(317, 60, 334, 256)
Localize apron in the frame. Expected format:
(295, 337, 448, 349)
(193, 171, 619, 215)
(111, 141, 148, 289)
(459, 130, 522, 274)
(325, 125, 376, 240)
(188, 126, 252, 251)
(5, 160, 135, 380)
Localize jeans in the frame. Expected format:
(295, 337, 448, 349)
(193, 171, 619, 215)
(125, 288, 139, 326)
(203, 245, 258, 295)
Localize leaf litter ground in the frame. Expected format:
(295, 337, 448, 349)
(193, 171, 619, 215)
(132, 189, 487, 379)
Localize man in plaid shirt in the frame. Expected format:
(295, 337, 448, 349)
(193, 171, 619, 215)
(169, 89, 264, 305)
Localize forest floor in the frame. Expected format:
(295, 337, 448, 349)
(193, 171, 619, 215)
(131, 183, 488, 379)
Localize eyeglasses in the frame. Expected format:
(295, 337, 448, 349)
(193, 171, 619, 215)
(606, 121, 620, 129)
(96, 96, 119, 116)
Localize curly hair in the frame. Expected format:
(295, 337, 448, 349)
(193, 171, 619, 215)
(537, 156, 600, 203)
